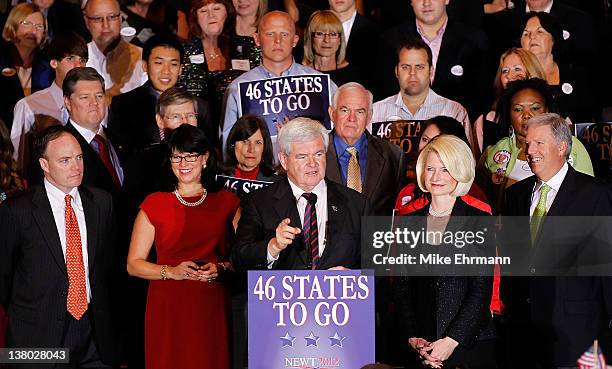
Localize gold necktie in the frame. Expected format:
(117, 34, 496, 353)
(346, 147, 362, 193)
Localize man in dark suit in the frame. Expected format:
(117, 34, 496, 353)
(501, 113, 612, 369)
(328, 0, 379, 89)
(375, 0, 489, 119)
(232, 117, 369, 271)
(31, 0, 90, 41)
(326, 82, 407, 216)
(108, 34, 212, 158)
(63, 67, 124, 197)
(0, 125, 116, 368)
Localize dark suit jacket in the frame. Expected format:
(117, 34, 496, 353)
(0, 41, 53, 130)
(0, 185, 117, 368)
(232, 178, 369, 271)
(64, 122, 124, 198)
(326, 131, 407, 216)
(375, 19, 489, 118)
(344, 13, 379, 89)
(108, 82, 214, 158)
(502, 166, 612, 366)
(45, 0, 90, 41)
(393, 197, 496, 342)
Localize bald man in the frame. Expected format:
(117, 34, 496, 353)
(220, 11, 338, 157)
(84, 0, 148, 99)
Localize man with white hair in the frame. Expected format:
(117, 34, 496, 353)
(327, 82, 407, 216)
(232, 117, 369, 271)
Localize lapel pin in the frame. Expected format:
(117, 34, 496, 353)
(331, 205, 338, 212)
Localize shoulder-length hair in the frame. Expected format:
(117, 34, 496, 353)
(416, 135, 475, 197)
(522, 11, 564, 62)
(493, 47, 546, 97)
(224, 115, 275, 176)
(162, 124, 221, 192)
(302, 10, 346, 67)
(189, 0, 235, 39)
(2, 3, 47, 44)
(0, 121, 25, 198)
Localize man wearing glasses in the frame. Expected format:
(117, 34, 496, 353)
(84, 0, 148, 99)
(12, 32, 88, 181)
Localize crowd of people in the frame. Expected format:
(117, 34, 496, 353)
(1, 0, 612, 368)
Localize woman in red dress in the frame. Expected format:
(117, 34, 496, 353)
(127, 124, 240, 369)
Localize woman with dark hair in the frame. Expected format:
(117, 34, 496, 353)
(127, 124, 239, 369)
(178, 0, 243, 127)
(395, 116, 488, 216)
(223, 114, 277, 181)
(0, 121, 25, 203)
(478, 78, 592, 212)
(520, 12, 595, 122)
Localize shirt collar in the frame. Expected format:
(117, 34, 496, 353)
(88, 41, 106, 61)
(536, 161, 568, 194)
(415, 16, 448, 41)
(260, 60, 298, 77)
(287, 177, 326, 201)
(396, 89, 436, 113)
(44, 178, 82, 210)
(527, 0, 554, 13)
(333, 131, 367, 157)
(50, 82, 64, 107)
(70, 119, 101, 144)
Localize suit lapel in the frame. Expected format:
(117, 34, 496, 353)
(546, 166, 576, 217)
(273, 180, 307, 267)
(326, 132, 342, 184)
(363, 134, 384, 197)
(32, 186, 67, 276)
(79, 187, 99, 271)
(318, 181, 347, 268)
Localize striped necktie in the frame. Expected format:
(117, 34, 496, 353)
(302, 192, 319, 269)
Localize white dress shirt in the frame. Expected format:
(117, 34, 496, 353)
(11, 83, 67, 161)
(530, 162, 568, 217)
(341, 11, 357, 44)
(44, 179, 91, 302)
(267, 179, 329, 267)
(70, 120, 124, 185)
(370, 89, 472, 147)
(86, 41, 148, 97)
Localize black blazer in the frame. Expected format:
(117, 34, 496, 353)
(326, 131, 407, 216)
(344, 13, 379, 89)
(108, 82, 214, 157)
(64, 122, 124, 197)
(502, 166, 612, 366)
(232, 178, 370, 271)
(0, 185, 117, 368)
(375, 19, 489, 118)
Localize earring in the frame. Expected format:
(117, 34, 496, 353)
(203, 163, 207, 169)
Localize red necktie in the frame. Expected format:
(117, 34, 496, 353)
(302, 193, 319, 269)
(65, 194, 87, 320)
(93, 134, 120, 188)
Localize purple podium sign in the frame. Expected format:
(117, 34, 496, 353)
(247, 270, 375, 369)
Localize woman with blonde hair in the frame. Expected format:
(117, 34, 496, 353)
(474, 47, 545, 154)
(394, 135, 496, 369)
(0, 3, 53, 128)
(302, 10, 361, 86)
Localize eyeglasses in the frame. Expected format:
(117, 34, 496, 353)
(19, 20, 45, 32)
(170, 153, 201, 163)
(85, 13, 121, 24)
(312, 31, 341, 39)
(62, 55, 88, 64)
(165, 113, 198, 122)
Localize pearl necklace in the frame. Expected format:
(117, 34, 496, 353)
(174, 189, 207, 207)
(428, 206, 452, 217)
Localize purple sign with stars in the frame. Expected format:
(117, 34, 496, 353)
(247, 270, 375, 369)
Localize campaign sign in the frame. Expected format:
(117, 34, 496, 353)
(370, 120, 423, 157)
(248, 270, 375, 369)
(216, 174, 273, 199)
(239, 75, 332, 136)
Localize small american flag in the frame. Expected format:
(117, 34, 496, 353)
(578, 341, 606, 369)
